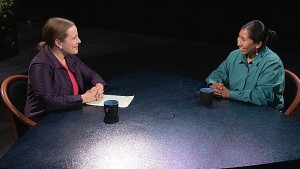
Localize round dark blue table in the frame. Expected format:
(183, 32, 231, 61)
(1, 69, 300, 168)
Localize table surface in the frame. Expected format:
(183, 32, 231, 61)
(1, 69, 300, 169)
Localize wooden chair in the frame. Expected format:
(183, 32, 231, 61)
(284, 69, 300, 116)
(1, 75, 36, 141)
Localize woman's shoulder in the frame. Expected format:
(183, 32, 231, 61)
(30, 50, 56, 68)
(226, 49, 243, 61)
(31, 51, 48, 63)
(259, 47, 284, 68)
(263, 47, 282, 61)
(228, 49, 242, 56)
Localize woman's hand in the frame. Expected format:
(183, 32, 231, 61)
(81, 83, 104, 103)
(94, 83, 104, 100)
(81, 89, 99, 103)
(209, 82, 230, 98)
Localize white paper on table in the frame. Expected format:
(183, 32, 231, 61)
(86, 94, 134, 108)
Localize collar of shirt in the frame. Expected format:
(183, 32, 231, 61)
(44, 46, 76, 69)
(239, 46, 268, 66)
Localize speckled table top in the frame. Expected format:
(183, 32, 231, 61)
(1, 69, 300, 169)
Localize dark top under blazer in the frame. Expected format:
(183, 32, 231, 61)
(24, 46, 106, 119)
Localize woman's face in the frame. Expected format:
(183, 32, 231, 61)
(237, 28, 260, 57)
(61, 25, 81, 55)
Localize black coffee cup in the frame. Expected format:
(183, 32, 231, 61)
(104, 100, 119, 124)
(197, 88, 214, 105)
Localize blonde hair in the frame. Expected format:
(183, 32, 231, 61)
(37, 17, 75, 51)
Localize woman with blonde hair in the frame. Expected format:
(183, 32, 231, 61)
(25, 17, 106, 121)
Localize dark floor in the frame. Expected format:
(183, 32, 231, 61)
(1, 20, 300, 158)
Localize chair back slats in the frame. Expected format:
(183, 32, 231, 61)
(1, 75, 36, 141)
(284, 69, 300, 116)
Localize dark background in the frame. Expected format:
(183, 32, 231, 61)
(16, 0, 299, 52)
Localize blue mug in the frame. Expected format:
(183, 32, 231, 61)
(104, 100, 119, 124)
(197, 88, 214, 105)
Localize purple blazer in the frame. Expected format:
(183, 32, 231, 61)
(24, 46, 106, 120)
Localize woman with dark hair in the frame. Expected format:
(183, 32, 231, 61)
(206, 20, 284, 110)
(25, 17, 106, 121)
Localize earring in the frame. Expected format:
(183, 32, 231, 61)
(60, 46, 63, 49)
(255, 48, 258, 56)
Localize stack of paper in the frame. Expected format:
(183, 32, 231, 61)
(86, 94, 134, 108)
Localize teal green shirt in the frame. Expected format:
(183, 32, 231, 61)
(205, 46, 285, 110)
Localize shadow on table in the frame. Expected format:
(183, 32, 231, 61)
(233, 159, 300, 168)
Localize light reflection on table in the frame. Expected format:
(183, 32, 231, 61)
(1, 69, 300, 168)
